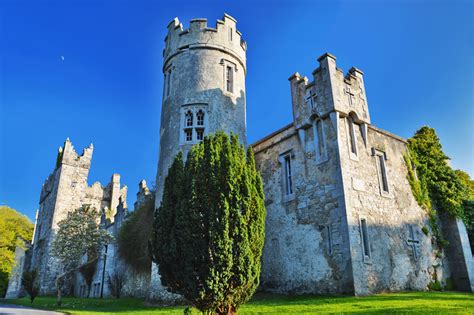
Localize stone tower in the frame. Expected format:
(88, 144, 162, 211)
(155, 13, 247, 207)
(29, 139, 127, 295)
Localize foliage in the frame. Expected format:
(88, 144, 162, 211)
(421, 226, 429, 235)
(406, 126, 466, 218)
(117, 194, 155, 274)
(444, 277, 454, 291)
(4, 292, 474, 315)
(152, 132, 266, 314)
(0, 206, 34, 297)
(21, 269, 39, 303)
(106, 267, 127, 299)
(428, 280, 442, 291)
(405, 126, 474, 249)
(51, 205, 112, 305)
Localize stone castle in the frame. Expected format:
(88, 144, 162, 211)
(7, 13, 473, 299)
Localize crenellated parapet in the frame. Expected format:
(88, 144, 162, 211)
(289, 53, 370, 131)
(57, 138, 93, 169)
(163, 13, 247, 72)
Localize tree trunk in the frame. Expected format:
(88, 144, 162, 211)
(55, 276, 62, 306)
(227, 305, 236, 315)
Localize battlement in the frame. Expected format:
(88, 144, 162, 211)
(57, 138, 93, 169)
(163, 13, 247, 71)
(288, 52, 370, 125)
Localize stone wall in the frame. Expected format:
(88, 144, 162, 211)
(253, 51, 473, 296)
(253, 107, 353, 294)
(74, 180, 154, 298)
(5, 244, 31, 299)
(27, 139, 127, 296)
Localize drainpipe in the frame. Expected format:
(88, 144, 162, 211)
(100, 244, 108, 298)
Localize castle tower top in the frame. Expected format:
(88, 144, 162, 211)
(163, 13, 247, 73)
(56, 138, 93, 169)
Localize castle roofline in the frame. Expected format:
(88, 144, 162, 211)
(250, 122, 294, 148)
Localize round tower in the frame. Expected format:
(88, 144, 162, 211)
(155, 13, 247, 206)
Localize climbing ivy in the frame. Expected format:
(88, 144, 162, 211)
(404, 126, 473, 249)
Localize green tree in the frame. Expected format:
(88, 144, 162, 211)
(0, 206, 33, 297)
(152, 132, 266, 314)
(51, 205, 112, 305)
(117, 194, 155, 274)
(407, 126, 465, 218)
(406, 126, 474, 251)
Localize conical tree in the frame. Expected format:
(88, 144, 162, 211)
(152, 132, 266, 314)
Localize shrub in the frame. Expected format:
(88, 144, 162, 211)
(117, 194, 155, 274)
(152, 132, 266, 314)
(21, 269, 39, 303)
(107, 267, 126, 299)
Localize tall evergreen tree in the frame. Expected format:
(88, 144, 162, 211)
(152, 132, 266, 314)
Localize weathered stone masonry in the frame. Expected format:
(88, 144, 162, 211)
(253, 53, 473, 295)
(29, 139, 128, 295)
(8, 14, 473, 299)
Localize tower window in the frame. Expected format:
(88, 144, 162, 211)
(229, 27, 233, 41)
(196, 110, 204, 126)
(226, 66, 233, 93)
(180, 105, 208, 144)
(348, 117, 358, 156)
(185, 129, 193, 142)
(314, 119, 326, 160)
(165, 68, 172, 97)
(327, 225, 333, 255)
(360, 218, 371, 260)
(196, 129, 204, 141)
(284, 154, 293, 196)
(185, 111, 193, 127)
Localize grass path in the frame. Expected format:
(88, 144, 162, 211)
(3, 291, 474, 314)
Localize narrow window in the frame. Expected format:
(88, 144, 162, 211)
(185, 129, 192, 142)
(196, 110, 204, 126)
(378, 154, 389, 193)
(226, 66, 233, 93)
(284, 155, 293, 195)
(196, 129, 204, 141)
(327, 225, 333, 255)
(348, 117, 357, 155)
(165, 69, 172, 97)
(229, 27, 233, 41)
(360, 219, 371, 258)
(185, 110, 193, 127)
(314, 119, 326, 158)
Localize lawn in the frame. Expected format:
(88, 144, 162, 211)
(3, 291, 474, 314)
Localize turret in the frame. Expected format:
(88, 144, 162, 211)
(155, 13, 248, 207)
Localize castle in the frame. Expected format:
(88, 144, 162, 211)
(7, 14, 473, 299)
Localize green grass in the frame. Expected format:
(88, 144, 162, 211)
(3, 291, 474, 314)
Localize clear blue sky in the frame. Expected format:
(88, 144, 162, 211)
(1, 0, 473, 222)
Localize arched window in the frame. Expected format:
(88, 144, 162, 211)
(185, 110, 193, 127)
(196, 110, 204, 126)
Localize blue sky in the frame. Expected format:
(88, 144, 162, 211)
(1, 0, 473, 222)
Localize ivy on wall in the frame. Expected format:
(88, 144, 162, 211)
(404, 126, 474, 250)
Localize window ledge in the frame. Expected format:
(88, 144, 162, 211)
(315, 155, 329, 165)
(284, 194, 295, 203)
(363, 258, 373, 265)
(349, 153, 359, 161)
(380, 191, 392, 199)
